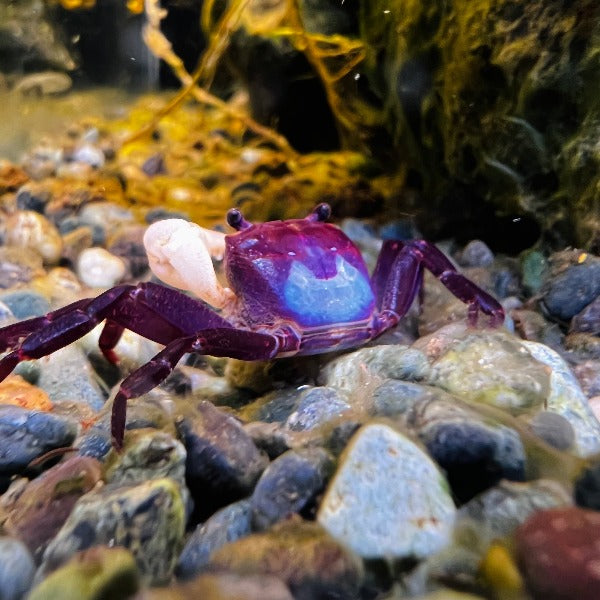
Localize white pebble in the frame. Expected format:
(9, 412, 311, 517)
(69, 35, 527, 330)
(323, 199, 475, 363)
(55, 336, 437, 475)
(4, 211, 63, 265)
(77, 247, 126, 288)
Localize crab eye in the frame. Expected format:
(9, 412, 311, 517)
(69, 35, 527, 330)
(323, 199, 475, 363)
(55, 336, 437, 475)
(227, 208, 252, 231)
(309, 203, 331, 222)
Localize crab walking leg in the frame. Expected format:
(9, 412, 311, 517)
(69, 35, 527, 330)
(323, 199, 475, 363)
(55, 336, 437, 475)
(371, 240, 423, 319)
(0, 282, 235, 380)
(110, 328, 279, 448)
(0, 298, 92, 354)
(96, 282, 235, 362)
(373, 240, 504, 326)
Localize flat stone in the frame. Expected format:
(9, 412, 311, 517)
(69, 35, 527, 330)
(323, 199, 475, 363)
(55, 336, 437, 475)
(317, 421, 456, 559)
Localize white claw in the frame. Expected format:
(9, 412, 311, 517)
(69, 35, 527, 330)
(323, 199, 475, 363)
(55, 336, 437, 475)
(143, 219, 235, 309)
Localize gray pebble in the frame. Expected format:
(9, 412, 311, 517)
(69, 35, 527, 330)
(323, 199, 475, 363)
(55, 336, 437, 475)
(541, 251, 600, 320)
(0, 290, 50, 318)
(0, 537, 35, 600)
(251, 448, 333, 530)
(0, 406, 77, 475)
(176, 499, 253, 580)
(285, 386, 351, 431)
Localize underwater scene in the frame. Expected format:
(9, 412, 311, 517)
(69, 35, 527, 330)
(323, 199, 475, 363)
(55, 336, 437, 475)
(0, 0, 598, 598)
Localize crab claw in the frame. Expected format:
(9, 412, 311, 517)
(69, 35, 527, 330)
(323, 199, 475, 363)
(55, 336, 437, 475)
(143, 219, 235, 309)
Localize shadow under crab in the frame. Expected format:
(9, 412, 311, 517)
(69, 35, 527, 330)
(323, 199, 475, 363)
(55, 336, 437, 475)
(0, 204, 504, 449)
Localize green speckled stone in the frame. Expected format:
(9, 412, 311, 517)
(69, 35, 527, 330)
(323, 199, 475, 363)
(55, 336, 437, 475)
(40, 477, 185, 585)
(29, 546, 139, 600)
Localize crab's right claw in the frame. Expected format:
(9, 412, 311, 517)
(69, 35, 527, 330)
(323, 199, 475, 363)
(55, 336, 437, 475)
(143, 219, 235, 309)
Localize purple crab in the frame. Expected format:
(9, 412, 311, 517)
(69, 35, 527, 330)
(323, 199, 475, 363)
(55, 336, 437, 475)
(0, 204, 504, 448)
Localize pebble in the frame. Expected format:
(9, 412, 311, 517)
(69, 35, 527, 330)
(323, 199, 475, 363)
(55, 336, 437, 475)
(176, 499, 253, 580)
(429, 330, 550, 411)
(405, 396, 527, 501)
(456, 240, 494, 268)
(320, 344, 431, 396)
(104, 429, 187, 489)
(72, 143, 105, 168)
(573, 359, 600, 397)
(540, 250, 600, 321)
(137, 572, 293, 600)
(0, 247, 44, 289)
(76, 247, 127, 288)
(0, 537, 36, 600)
(574, 460, 600, 510)
(516, 506, 600, 600)
(36, 345, 106, 411)
(251, 448, 333, 530)
(317, 421, 456, 559)
(107, 224, 149, 278)
(1, 456, 102, 561)
(459, 479, 572, 539)
(29, 547, 139, 600)
(208, 519, 363, 598)
(520, 249, 548, 295)
(522, 340, 600, 456)
(527, 411, 575, 450)
(0, 289, 50, 318)
(0, 374, 52, 411)
(0, 406, 77, 476)
(40, 478, 185, 585)
(3, 210, 63, 264)
(284, 386, 351, 431)
(176, 401, 268, 516)
(571, 295, 600, 335)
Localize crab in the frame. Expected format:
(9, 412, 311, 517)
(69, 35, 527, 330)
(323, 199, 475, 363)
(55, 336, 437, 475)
(0, 204, 504, 449)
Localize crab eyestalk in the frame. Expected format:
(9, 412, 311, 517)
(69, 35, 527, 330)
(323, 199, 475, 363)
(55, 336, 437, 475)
(227, 208, 252, 231)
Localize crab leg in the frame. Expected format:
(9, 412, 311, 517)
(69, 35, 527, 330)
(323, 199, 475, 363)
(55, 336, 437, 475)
(111, 328, 279, 448)
(0, 282, 234, 379)
(373, 239, 504, 326)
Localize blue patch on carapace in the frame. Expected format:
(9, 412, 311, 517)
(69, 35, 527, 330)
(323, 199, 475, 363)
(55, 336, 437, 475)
(283, 255, 374, 326)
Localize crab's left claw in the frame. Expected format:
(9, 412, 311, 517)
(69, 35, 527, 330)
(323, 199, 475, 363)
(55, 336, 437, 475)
(143, 219, 235, 309)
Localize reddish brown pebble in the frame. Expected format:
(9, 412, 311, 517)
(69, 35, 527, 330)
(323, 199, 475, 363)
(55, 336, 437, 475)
(516, 506, 600, 600)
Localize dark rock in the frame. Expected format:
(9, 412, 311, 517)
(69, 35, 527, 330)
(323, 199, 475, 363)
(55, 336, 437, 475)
(107, 225, 149, 278)
(243, 421, 290, 459)
(77, 427, 112, 460)
(1, 456, 102, 561)
(141, 153, 166, 176)
(575, 461, 600, 510)
(176, 499, 253, 580)
(572, 360, 600, 398)
(571, 296, 600, 335)
(251, 448, 333, 530)
(209, 519, 363, 599)
(541, 251, 600, 321)
(177, 401, 268, 517)
(0, 406, 77, 476)
(0, 537, 36, 600)
(516, 506, 600, 600)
